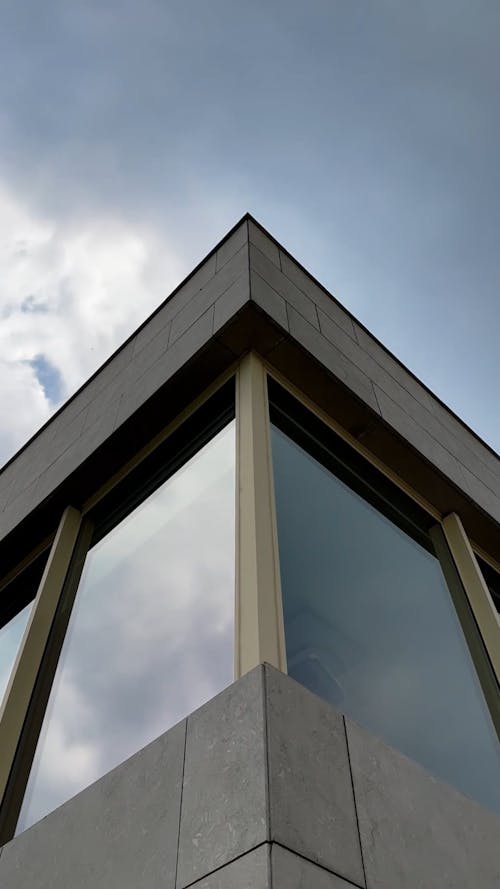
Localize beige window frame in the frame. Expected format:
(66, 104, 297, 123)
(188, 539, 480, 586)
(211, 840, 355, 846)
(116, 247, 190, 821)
(442, 513, 500, 683)
(0, 507, 83, 840)
(235, 352, 286, 677)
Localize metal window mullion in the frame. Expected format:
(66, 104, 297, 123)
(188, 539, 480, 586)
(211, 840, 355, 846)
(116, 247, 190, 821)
(441, 512, 500, 683)
(235, 352, 286, 678)
(0, 506, 83, 815)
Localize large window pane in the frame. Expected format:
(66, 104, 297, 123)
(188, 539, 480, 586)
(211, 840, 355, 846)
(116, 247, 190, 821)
(271, 424, 500, 814)
(18, 421, 235, 832)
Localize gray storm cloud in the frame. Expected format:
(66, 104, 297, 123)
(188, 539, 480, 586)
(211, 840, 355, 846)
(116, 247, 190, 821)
(0, 1, 498, 459)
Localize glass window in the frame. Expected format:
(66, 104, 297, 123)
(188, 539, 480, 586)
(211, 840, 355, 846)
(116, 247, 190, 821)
(18, 420, 235, 832)
(0, 604, 32, 706)
(0, 550, 47, 710)
(271, 421, 500, 814)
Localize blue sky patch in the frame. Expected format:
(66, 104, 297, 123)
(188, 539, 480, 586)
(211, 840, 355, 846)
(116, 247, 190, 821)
(27, 354, 64, 405)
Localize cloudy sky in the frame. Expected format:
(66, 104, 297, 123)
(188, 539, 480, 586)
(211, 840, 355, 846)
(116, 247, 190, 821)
(1, 1, 499, 464)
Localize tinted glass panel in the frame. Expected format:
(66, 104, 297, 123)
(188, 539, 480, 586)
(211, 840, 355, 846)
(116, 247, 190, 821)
(272, 424, 500, 814)
(0, 603, 32, 705)
(19, 421, 235, 831)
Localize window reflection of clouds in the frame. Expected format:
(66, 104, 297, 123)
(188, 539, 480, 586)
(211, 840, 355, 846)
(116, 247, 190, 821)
(0, 604, 32, 706)
(272, 425, 500, 815)
(18, 422, 235, 832)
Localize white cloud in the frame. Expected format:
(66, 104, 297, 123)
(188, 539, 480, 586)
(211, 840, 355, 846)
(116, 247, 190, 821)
(0, 181, 183, 465)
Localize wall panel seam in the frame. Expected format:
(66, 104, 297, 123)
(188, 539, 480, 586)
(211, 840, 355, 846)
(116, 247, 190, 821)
(342, 718, 368, 889)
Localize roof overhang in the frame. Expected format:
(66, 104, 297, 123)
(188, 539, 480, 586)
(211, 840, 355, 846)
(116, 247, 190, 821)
(1, 214, 499, 576)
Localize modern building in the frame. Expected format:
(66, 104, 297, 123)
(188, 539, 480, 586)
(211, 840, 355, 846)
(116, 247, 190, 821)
(0, 215, 499, 888)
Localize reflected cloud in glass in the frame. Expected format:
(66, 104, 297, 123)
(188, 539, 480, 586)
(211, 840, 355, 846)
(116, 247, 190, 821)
(19, 421, 235, 832)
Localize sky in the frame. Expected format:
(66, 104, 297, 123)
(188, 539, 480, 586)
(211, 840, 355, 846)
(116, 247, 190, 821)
(1, 2, 500, 829)
(0, 0, 499, 463)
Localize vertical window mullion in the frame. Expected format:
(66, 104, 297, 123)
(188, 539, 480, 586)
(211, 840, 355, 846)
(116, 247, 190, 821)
(0, 506, 83, 842)
(235, 352, 286, 677)
(441, 512, 500, 684)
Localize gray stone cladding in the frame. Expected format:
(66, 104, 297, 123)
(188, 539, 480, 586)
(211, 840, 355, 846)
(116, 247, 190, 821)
(1, 215, 499, 545)
(0, 221, 250, 542)
(1, 665, 499, 889)
(246, 220, 500, 526)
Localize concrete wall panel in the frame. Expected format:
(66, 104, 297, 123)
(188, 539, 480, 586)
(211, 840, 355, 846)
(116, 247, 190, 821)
(271, 844, 362, 889)
(265, 668, 365, 888)
(346, 717, 500, 889)
(176, 668, 268, 888)
(190, 845, 270, 889)
(2, 669, 499, 889)
(0, 719, 186, 889)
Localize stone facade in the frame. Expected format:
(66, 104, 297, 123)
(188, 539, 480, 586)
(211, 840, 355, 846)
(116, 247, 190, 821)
(1, 666, 498, 889)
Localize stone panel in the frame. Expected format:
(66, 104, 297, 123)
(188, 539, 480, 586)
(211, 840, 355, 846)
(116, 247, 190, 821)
(176, 667, 268, 888)
(373, 385, 484, 500)
(249, 219, 281, 267)
(271, 844, 361, 889)
(171, 253, 217, 308)
(127, 322, 172, 385)
(74, 339, 137, 405)
(115, 306, 215, 428)
(279, 251, 356, 338)
(0, 719, 186, 889)
(216, 220, 249, 272)
(214, 276, 251, 333)
(250, 244, 319, 328)
(354, 322, 500, 481)
(318, 308, 484, 493)
(459, 463, 500, 524)
(346, 718, 500, 889)
(133, 300, 178, 356)
(265, 667, 365, 888)
(286, 305, 379, 414)
(250, 271, 289, 330)
(170, 246, 248, 345)
(0, 481, 40, 538)
(191, 844, 270, 889)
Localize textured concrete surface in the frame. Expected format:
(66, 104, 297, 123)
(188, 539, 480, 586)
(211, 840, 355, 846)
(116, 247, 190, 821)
(176, 668, 268, 888)
(2, 667, 499, 889)
(0, 718, 186, 889)
(190, 845, 270, 889)
(265, 668, 365, 887)
(1, 215, 499, 548)
(271, 844, 361, 889)
(346, 717, 500, 889)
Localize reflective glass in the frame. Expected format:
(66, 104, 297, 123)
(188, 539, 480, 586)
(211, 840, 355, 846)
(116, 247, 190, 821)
(19, 421, 235, 831)
(0, 603, 32, 706)
(271, 424, 500, 814)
